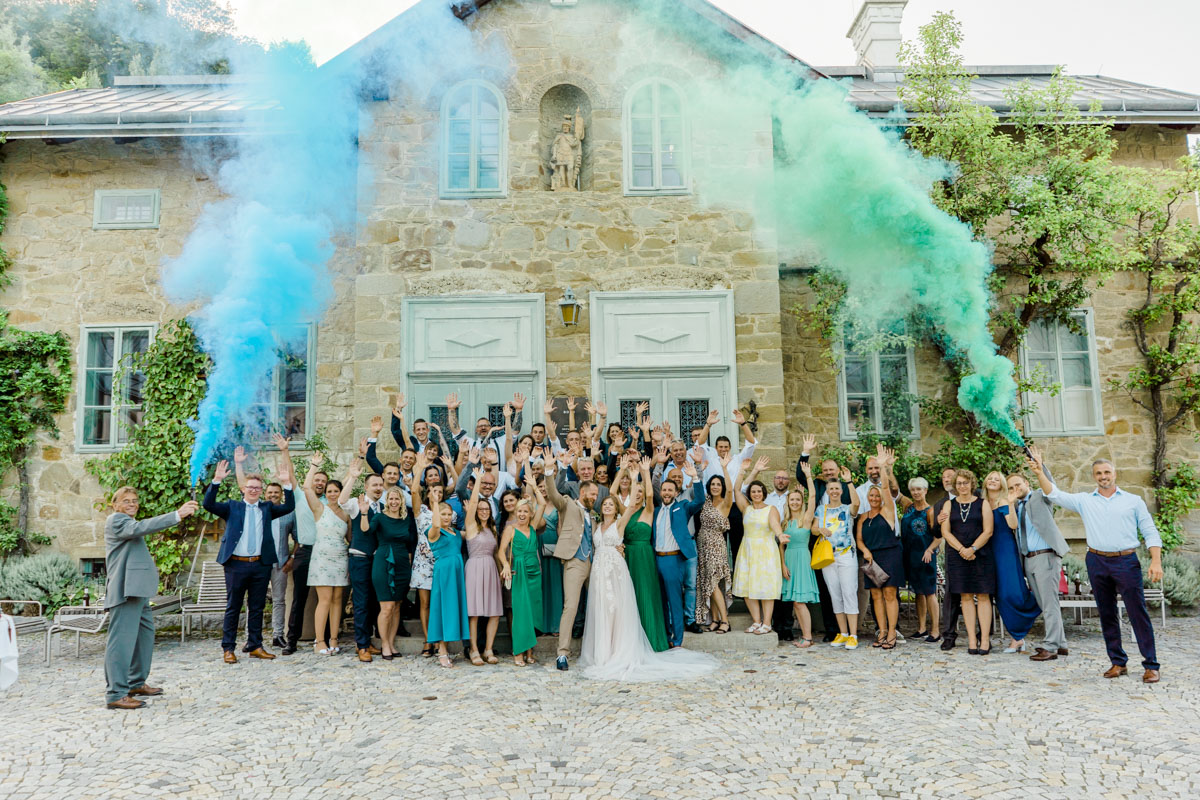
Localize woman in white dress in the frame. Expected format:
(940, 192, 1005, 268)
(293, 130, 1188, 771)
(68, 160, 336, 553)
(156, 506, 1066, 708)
(578, 487, 720, 683)
(303, 453, 350, 656)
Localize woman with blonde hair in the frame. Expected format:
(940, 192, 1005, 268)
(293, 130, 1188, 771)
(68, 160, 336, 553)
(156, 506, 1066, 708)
(942, 468, 995, 655)
(986, 470, 1041, 653)
(360, 486, 415, 661)
(780, 462, 819, 647)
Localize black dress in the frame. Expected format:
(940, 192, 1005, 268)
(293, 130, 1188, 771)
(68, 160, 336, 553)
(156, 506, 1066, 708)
(859, 513, 905, 589)
(945, 497, 995, 594)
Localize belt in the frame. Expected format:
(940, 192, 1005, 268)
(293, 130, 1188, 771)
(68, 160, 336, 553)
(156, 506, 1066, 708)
(656, 550, 681, 557)
(349, 550, 368, 558)
(228, 555, 260, 562)
(1088, 547, 1137, 558)
(1024, 548, 1055, 559)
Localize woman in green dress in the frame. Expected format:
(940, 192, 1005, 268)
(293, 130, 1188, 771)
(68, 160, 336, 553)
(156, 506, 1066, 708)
(499, 471, 544, 666)
(361, 487, 416, 660)
(617, 455, 669, 652)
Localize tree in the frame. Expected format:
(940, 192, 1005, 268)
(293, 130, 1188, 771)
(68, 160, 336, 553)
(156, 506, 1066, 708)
(1110, 154, 1200, 549)
(0, 19, 48, 104)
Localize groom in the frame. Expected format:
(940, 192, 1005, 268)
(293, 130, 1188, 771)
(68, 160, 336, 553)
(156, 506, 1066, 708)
(545, 453, 598, 671)
(652, 460, 706, 648)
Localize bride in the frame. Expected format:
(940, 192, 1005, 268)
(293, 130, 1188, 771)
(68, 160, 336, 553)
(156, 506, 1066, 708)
(578, 456, 719, 682)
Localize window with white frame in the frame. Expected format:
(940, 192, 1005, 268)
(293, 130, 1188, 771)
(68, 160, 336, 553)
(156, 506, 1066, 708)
(79, 325, 154, 450)
(250, 325, 316, 441)
(441, 80, 507, 198)
(623, 78, 688, 194)
(93, 190, 160, 229)
(1020, 310, 1102, 435)
(837, 333, 919, 439)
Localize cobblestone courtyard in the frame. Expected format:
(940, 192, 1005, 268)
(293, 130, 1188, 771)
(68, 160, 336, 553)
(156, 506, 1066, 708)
(4, 617, 1200, 799)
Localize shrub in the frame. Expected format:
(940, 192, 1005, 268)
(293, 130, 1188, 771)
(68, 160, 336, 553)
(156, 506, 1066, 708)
(1143, 552, 1200, 610)
(0, 551, 99, 614)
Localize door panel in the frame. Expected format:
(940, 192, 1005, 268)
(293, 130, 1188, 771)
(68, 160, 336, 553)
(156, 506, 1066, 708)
(601, 376, 728, 442)
(410, 379, 535, 440)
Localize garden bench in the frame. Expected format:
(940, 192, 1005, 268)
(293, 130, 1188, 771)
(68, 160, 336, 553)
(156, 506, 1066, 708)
(1, 600, 52, 664)
(46, 605, 108, 664)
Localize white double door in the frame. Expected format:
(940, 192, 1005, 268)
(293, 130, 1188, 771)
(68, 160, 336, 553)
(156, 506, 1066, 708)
(600, 371, 729, 441)
(409, 377, 536, 434)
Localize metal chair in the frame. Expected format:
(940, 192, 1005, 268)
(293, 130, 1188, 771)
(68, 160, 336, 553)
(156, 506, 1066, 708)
(46, 605, 109, 663)
(1, 600, 52, 664)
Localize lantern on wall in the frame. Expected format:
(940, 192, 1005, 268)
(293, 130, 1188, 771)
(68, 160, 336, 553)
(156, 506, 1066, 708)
(558, 287, 582, 326)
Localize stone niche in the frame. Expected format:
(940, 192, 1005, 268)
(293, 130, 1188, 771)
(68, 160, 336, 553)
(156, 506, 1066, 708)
(539, 84, 593, 191)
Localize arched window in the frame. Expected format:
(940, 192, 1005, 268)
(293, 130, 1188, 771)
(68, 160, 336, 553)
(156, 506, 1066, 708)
(440, 80, 507, 198)
(623, 78, 688, 195)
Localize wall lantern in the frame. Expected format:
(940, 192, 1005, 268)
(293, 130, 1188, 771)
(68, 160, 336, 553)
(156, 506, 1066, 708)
(558, 287, 582, 326)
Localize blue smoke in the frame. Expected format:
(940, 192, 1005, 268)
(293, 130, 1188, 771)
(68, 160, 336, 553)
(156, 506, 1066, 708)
(163, 4, 505, 482)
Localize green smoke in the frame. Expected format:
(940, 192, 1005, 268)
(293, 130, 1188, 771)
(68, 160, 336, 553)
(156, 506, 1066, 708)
(625, 2, 1023, 445)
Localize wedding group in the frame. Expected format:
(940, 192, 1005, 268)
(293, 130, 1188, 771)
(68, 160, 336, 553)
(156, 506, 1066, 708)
(99, 392, 1166, 708)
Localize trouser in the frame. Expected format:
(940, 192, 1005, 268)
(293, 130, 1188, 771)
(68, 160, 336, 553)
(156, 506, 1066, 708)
(821, 550, 859, 615)
(941, 589, 961, 639)
(1087, 551, 1158, 670)
(727, 505, 744, 574)
(772, 581, 795, 639)
(269, 565, 288, 639)
(104, 597, 154, 704)
(286, 545, 312, 647)
(683, 555, 697, 625)
(1024, 552, 1067, 651)
(349, 554, 377, 650)
(222, 560, 271, 652)
(573, 583, 588, 634)
(657, 552, 687, 647)
(558, 558, 591, 656)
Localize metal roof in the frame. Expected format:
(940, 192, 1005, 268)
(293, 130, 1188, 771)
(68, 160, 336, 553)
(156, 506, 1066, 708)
(827, 66, 1200, 126)
(0, 77, 282, 139)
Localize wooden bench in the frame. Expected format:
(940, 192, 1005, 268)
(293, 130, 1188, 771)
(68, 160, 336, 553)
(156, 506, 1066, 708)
(180, 562, 226, 643)
(1, 600, 52, 664)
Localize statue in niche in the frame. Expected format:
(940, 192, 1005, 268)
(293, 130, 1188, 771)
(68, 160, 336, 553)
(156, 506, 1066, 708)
(550, 107, 585, 191)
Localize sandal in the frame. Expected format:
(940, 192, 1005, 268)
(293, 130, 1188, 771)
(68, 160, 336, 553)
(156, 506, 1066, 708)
(793, 638, 814, 649)
(469, 650, 485, 667)
(484, 651, 499, 664)
(715, 622, 730, 635)
(706, 622, 720, 632)
(872, 634, 884, 648)
(421, 645, 435, 658)
(437, 654, 453, 668)
(755, 625, 773, 636)
(881, 634, 897, 650)
(513, 654, 526, 667)
(746, 623, 762, 634)
(526, 653, 539, 665)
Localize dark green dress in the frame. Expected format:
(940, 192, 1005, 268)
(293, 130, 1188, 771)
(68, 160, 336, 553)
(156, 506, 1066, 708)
(624, 515, 669, 652)
(509, 526, 543, 655)
(369, 513, 416, 602)
(538, 507, 564, 635)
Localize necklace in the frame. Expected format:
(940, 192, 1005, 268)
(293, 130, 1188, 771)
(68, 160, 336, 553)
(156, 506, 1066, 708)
(957, 499, 971, 523)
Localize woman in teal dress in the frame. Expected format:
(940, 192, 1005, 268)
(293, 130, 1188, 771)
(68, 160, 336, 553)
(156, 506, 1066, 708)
(536, 505, 564, 635)
(616, 457, 669, 652)
(780, 462, 819, 648)
(425, 489, 468, 669)
(499, 472, 543, 666)
(362, 487, 416, 660)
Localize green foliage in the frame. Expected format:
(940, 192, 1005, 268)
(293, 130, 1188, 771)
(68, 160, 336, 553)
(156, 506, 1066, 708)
(86, 319, 210, 587)
(0, 19, 48, 104)
(1154, 552, 1200, 609)
(1061, 554, 1087, 588)
(1151, 462, 1200, 553)
(0, 551, 99, 614)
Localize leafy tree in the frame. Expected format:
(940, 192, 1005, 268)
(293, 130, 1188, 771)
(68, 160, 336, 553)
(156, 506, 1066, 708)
(1109, 153, 1200, 550)
(0, 19, 48, 104)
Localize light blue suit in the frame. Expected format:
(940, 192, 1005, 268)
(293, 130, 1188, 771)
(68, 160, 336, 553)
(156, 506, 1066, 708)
(651, 480, 706, 647)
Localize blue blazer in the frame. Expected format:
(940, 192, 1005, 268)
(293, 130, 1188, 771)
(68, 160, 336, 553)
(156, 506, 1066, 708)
(651, 479, 706, 560)
(204, 482, 296, 566)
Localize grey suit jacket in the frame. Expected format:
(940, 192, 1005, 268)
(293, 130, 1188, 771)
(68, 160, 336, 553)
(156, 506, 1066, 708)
(1017, 466, 1069, 558)
(554, 469, 610, 505)
(270, 511, 297, 564)
(103, 510, 180, 609)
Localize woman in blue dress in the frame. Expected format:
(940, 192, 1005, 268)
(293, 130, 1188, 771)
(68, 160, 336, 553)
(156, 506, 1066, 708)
(984, 471, 1040, 653)
(415, 453, 469, 669)
(899, 476, 939, 642)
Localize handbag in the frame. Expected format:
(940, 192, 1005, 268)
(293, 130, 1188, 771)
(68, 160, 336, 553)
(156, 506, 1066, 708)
(860, 559, 889, 588)
(810, 537, 834, 570)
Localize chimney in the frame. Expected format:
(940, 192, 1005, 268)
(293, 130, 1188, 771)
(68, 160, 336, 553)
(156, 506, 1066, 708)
(848, 0, 908, 74)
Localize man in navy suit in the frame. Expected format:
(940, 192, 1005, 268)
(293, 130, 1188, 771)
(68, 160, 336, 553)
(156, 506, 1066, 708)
(652, 460, 706, 648)
(203, 434, 296, 663)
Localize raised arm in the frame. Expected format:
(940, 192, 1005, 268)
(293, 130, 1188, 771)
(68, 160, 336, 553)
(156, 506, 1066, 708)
(302, 452, 324, 515)
(732, 461, 751, 512)
(527, 471, 547, 530)
(390, 393, 407, 450)
(337, 456, 364, 507)
(877, 444, 897, 527)
(446, 392, 463, 439)
(510, 392, 525, 436)
(464, 465, 484, 536)
(203, 460, 232, 519)
(366, 417, 386, 475)
(843, 466, 860, 516)
(427, 490, 443, 543)
(800, 461, 817, 528)
(111, 503, 196, 540)
(682, 460, 707, 515)
(543, 455, 569, 512)
(233, 446, 249, 492)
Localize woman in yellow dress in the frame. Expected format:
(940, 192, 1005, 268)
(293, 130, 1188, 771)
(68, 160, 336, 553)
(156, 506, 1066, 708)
(731, 456, 787, 635)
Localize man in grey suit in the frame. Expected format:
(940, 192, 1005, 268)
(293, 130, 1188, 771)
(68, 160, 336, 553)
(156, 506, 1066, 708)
(103, 487, 198, 709)
(263, 482, 297, 649)
(1007, 458, 1070, 661)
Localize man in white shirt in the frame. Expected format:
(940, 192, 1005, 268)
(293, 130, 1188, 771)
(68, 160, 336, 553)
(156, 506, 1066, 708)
(763, 470, 791, 518)
(699, 409, 757, 485)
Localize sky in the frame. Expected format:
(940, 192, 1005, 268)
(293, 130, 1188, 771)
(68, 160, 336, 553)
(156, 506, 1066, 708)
(227, 0, 1200, 95)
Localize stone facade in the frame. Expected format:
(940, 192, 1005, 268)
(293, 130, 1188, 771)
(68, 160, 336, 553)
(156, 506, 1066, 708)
(0, 0, 1196, 560)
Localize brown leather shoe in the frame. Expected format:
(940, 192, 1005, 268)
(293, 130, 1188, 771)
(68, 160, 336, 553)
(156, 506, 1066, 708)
(1103, 665, 1128, 679)
(1057, 648, 1069, 656)
(367, 645, 382, 655)
(128, 685, 163, 696)
(247, 647, 276, 660)
(224, 651, 238, 664)
(106, 696, 146, 710)
(1143, 669, 1160, 684)
(358, 648, 373, 663)
(1029, 648, 1058, 662)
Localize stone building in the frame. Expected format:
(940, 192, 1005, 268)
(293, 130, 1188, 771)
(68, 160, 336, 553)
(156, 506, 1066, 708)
(1, 0, 1198, 565)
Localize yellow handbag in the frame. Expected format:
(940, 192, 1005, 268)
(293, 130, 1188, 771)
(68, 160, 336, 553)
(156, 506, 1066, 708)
(810, 536, 834, 570)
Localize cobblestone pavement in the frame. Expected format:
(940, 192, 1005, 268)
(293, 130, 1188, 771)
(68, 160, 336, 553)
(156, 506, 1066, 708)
(4, 616, 1200, 800)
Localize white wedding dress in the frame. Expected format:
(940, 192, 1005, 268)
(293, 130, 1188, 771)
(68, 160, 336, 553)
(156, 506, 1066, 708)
(578, 521, 720, 682)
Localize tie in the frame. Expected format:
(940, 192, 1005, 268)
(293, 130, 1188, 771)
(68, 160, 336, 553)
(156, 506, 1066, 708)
(580, 505, 593, 560)
(246, 503, 260, 556)
(1017, 500, 1029, 556)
